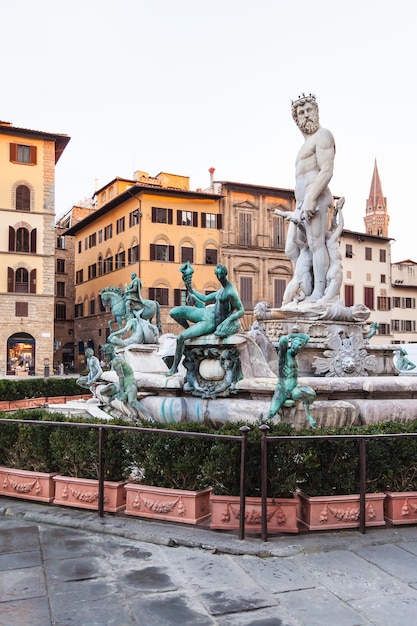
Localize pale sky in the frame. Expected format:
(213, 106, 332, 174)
(2, 0, 416, 261)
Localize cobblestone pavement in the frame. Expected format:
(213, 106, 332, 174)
(1, 498, 417, 625)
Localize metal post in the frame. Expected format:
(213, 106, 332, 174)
(98, 427, 106, 518)
(259, 424, 270, 542)
(359, 438, 366, 534)
(238, 426, 250, 540)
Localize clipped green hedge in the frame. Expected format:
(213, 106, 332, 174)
(0, 378, 83, 401)
(0, 411, 417, 496)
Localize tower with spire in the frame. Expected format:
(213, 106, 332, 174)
(364, 160, 389, 237)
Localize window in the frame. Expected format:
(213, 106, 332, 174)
(364, 286, 374, 310)
(115, 250, 126, 269)
(205, 248, 218, 265)
(150, 244, 174, 262)
(75, 303, 84, 318)
(16, 185, 31, 211)
(15, 302, 28, 317)
(402, 320, 416, 332)
(152, 207, 173, 224)
(88, 233, 96, 248)
(365, 247, 372, 261)
(98, 255, 103, 276)
(104, 224, 113, 240)
(345, 284, 354, 307)
(75, 269, 84, 284)
(16, 227, 29, 252)
(378, 324, 390, 335)
(380, 274, 386, 284)
(8, 227, 36, 253)
(84, 237, 88, 251)
(15, 268, 29, 293)
(89, 299, 95, 315)
(104, 255, 113, 274)
(391, 319, 400, 331)
(377, 296, 391, 311)
(56, 282, 65, 297)
(128, 244, 139, 264)
(148, 287, 169, 305)
(56, 259, 66, 274)
(98, 229, 103, 243)
(272, 216, 285, 249)
(240, 277, 253, 309)
(56, 235, 66, 249)
(10, 143, 37, 165)
(8, 267, 36, 294)
(78, 241, 82, 254)
(116, 217, 125, 234)
(274, 279, 286, 308)
(56, 302, 66, 320)
(129, 209, 140, 227)
(181, 246, 194, 263)
(177, 210, 197, 226)
(174, 289, 188, 306)
(393, 297, 401, 308)
(379, 249, 386, 262)
(201, 213, 222, 229)
(345, 244, 353, 258)
(238, 213, 252, 246)
(88, 264, 97, 280)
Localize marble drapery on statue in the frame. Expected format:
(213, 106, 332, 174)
(167, 263, 245, 377)
(278, 94, 336, 307)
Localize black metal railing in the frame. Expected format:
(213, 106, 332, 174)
(1, 416, 417, 541)
(259, 425, 417, 541)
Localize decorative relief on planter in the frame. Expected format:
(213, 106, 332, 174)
(53, 476, 126, 512)
(124, 484, 211, 525)
(210, 495, 298, 533)
(0, 467, 56, 503)
(297, 492, 386, 531)
(60, 482, 109, 505)
(384, 492, 417, 525)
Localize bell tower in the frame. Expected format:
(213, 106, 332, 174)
(364, 160, 389, 237)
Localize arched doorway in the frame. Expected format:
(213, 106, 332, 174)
(7, 332, 35, 375)
(62, 342, 75, 373)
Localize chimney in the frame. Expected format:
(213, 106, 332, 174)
(209, 167, 215, 192)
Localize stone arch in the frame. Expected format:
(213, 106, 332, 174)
(11, 180, 35, 211)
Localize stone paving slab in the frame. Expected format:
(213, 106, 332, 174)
(235, 553, 317, 593)
(277, 587, 370, 625)
(0, 596, 52, 626)
(1, 500, 417, 625)
(293, 549, 408, 601)
(354, 543, 417, 584)
(349, 591, 417, 626)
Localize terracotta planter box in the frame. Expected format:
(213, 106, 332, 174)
(297, 491, 386, 531)
(384, 491, 417, 525)
(210, 494, 299, 534)
(124, 484, 212, 525)
(0, 466, 56, 503)
(53, 475, 126, 512)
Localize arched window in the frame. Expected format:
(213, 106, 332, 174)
(15, 268, 29, 293)
(16, 185, 31, 211)
(98, 255, 103, 276)
(16, 227, 30, 252)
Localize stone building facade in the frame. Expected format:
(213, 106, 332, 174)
(0, 119, 69, 376)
